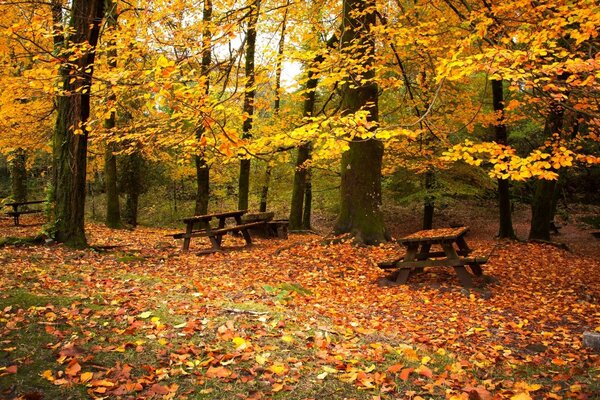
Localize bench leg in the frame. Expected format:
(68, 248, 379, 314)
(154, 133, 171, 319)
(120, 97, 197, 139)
(209, 235, 222, 251)
(396, 268, 411, 284)
(469, 263, 483, 277)
(13, 214, 19, 226)
(396, 243, 418, 284)
(442, 242, 474, 288)
(240, 228, 252, 245)
(182, 223, 194, 251)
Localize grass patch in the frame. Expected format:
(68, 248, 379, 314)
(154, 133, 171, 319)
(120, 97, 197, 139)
(0, 288, 74, 310)
(0, 235, 44, 248)
(0, 289, 87, 399)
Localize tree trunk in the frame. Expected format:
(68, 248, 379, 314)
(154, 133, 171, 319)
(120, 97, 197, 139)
(9, 149, 27, 203)
(195, 155, 210, 215)
(103, 0, 121, 228)
(492, 79, 516, 239)
(50, 0, 105, 247)
(194, 0, 212, 216)
(238, 0, 260, 211)
(423, 170, 434, 230)
(104, 143, 121, 227)
(529, 102, 565, 241)
(303, 168, 312, 230)
(290, 144, 311, 230)
(334, 0, 386, 244)
(259, 165, 271, 212)
(121, 151, 142, 227)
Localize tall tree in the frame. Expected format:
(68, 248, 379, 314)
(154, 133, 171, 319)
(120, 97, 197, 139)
(194, 0, 213, 216)
(492, 79, 516, 239)
(104, 0, 121, 228)
(529, 102, 565, 241)
(50, 0, 105, 247)
(238, 0, 260, 211)
(334, 0, 387, 244)
(258, 0, 288, 213)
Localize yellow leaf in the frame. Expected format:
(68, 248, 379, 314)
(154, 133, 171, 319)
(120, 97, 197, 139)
(511, 394, 532, 400)
(269, 363, 287, 376)
(80, 371, 93, 383)
(138, 311, 152, 319)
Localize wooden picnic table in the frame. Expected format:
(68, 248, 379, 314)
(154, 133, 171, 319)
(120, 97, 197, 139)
(172, 210, 266, 253)
(390, 226, 488, 288)
(4, 200, 46, 226)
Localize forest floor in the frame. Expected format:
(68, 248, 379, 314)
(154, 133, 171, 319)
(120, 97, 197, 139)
(0, 202, 599, 399)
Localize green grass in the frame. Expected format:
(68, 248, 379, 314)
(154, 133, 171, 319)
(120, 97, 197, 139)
(0, 289, 87, 399)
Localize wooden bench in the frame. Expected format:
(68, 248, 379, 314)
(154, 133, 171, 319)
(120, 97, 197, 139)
(383, 227, 491, 288)
(591, 230, 600, 239)
(4, 200, 46, 226)
(171, 210, 266, 253)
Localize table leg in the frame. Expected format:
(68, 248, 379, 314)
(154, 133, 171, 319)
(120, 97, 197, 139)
(396, 243, 419, 284)
(182, 222, 193, 251)
(209, 234, 222, 251)
(456, 236, 472, 254)
(469, 264, 483, 276)
(442, 242, 473, 288)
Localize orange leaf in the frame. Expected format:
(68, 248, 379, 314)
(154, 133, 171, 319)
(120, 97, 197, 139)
(387, 363, 404, 373)
(399, 367, 413, 381)
(205, 366, 232, 379)
(65, 361, 81, 377)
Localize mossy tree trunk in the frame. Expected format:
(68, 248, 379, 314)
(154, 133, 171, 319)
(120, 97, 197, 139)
(334, 0, 387, 244)
(104, 0, 121, 228)
(303, 168, 312, 230)
(238, 0, 260, 211)
(194, 0, 213, 216)
(492, 79, 516, 239)
(529, 102, 565, 241)
(50, 0, 105, 247)
(9, 149, 27, 203)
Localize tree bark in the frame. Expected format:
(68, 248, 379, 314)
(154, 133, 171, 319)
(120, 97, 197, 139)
(104, 0, 121, 228)
(194, 0, 212, 216)
(529, 102, 565, 241)
(50, 0, 105, 247)
(303, 168, 312, 230)
(238, 0, 260, 211)
(259, 165, 271, 212)
(289, 144, 311, 229)
(423, 170, 434, 230)
(195, 155, 210, 215)
(9, 149, 27, 203)
(334, 0, 386, 244)
(121, 151, 143, 227)
(492, 79, 516, 239)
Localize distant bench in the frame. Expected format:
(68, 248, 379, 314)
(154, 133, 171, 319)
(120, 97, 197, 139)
(170, 210, 267, 253)
(4, 200, 45, 226)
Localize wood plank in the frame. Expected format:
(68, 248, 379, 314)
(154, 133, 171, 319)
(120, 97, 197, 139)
(399, 226, 469, 245)
(397, 258, 468, 269)
(182, 210, 246, 223)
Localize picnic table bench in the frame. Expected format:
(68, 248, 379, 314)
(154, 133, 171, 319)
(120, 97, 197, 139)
(3, 200, 46, 226)
(171, 210, 266, 253)
(381, 227, 489, 288)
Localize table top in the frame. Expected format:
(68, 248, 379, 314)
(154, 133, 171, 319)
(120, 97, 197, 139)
(399, 226, 469, 244)
(5, 200, 46, 207)
(182, 210, 246, 223)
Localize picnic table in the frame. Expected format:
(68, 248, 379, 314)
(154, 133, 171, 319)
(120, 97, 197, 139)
(385, 226, 488, 288)
(3, 200, 46, 226)
(171, 210, 266, 253)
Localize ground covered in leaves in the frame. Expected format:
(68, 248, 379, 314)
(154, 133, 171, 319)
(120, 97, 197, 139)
(0, 210, 599, 399)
